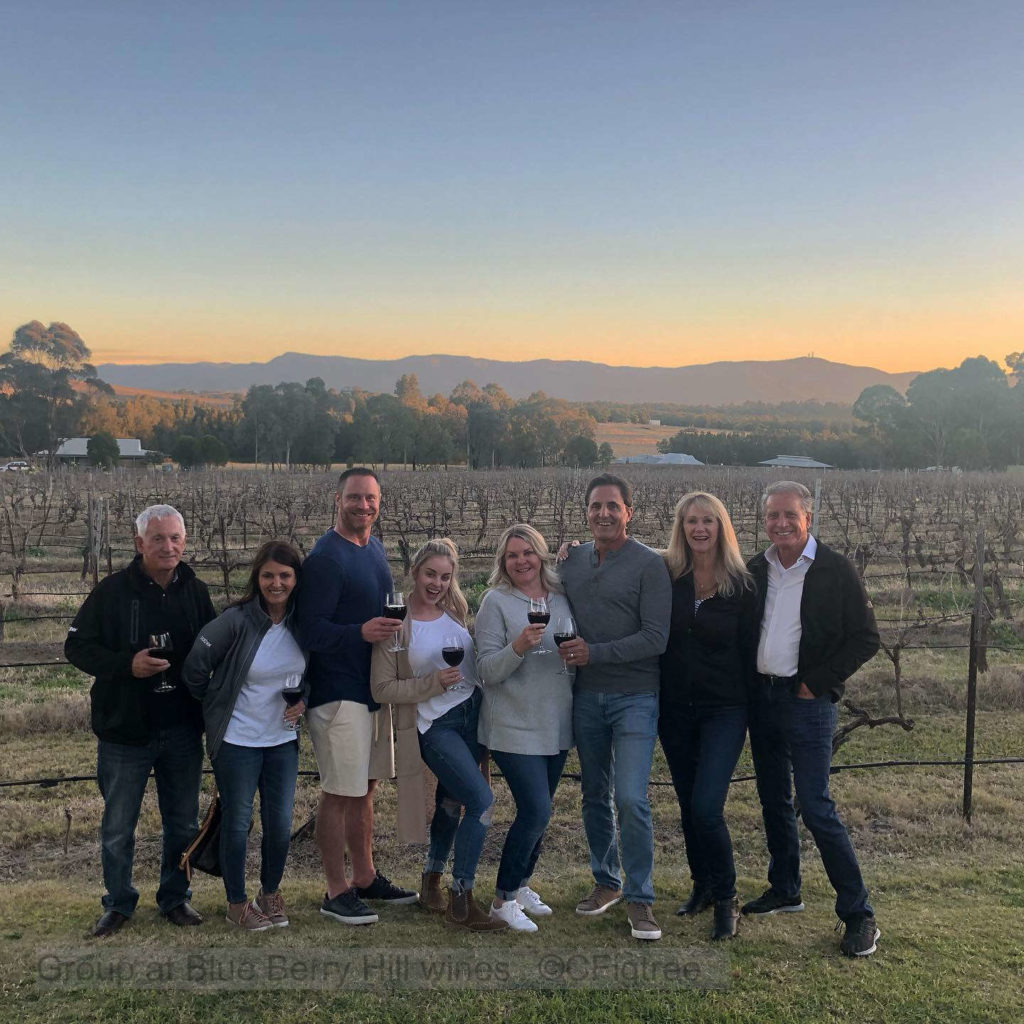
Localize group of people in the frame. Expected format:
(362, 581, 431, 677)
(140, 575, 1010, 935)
(66, 467, 881, 957)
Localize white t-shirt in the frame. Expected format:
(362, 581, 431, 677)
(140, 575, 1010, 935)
(409, 612, 479, 733)
(223, 621, 306, 748)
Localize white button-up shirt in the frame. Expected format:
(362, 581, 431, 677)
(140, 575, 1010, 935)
(756, 535, 818, 677)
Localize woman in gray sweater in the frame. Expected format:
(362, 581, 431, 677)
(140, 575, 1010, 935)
(475, 524, 574, 933)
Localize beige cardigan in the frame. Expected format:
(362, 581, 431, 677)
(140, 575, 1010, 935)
(370, 622, 489, 844)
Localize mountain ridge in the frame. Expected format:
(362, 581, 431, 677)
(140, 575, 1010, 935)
(99, 353, 918, 405)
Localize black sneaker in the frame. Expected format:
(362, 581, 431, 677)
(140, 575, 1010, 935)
(355, 871, 418, 904)
(740, 888, 805, 915)
(320, 888, 379, 925)
(839, 914, 880, 957)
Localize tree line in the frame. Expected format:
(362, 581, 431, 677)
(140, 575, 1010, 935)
(0, 323, 610, 469)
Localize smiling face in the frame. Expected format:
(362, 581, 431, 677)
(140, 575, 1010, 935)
(134, 515, 186, 580)
(335, 473, 380, 541)
(682, 503, 720, 559)
(258, 559, 297, 615)
(764, 491, 811, 566)
(503, 535, 543, 592)
(413, 555, 454, 607)
(586, 484, 633, 549)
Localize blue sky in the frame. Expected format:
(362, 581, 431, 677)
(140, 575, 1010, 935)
(2, 0, 1022, 370)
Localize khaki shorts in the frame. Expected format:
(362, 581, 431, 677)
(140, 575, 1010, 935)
(306, 700, 395, 797)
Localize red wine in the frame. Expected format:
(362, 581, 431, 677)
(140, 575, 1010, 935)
(149, 647, 170, 658)
(384, 604, 408, 621)
(527, 612, 550, 626)
(553, 633, 576, 647)
(282, 689, 303, 707)
(441, 646, 465, 667)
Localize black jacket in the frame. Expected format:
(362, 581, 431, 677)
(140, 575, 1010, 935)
(747, 541, 879, 702)
(660, 573, 758, 709)
(65, 556, 216, 744)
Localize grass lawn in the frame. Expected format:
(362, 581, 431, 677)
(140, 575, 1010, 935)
(1, 651, 1022, 1022)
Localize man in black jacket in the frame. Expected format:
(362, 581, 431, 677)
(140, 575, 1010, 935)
(65, 504, 216, 937)
(743, 481, 881, 957)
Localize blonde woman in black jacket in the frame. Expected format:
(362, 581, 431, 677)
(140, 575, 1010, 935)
(183, 540, 307, 932)
(659, 492, 757, 941)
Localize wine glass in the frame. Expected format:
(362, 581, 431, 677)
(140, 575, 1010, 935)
(442, 633, 468, 693)
(527, 597, 550, 655)
(281, 673, 303, 730)
(384, 591, 407, 652)
(553, 615, 577, 675)
(148, 633, 175, 694)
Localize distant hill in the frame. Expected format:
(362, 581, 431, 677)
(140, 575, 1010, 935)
(97, 353, 918, 405)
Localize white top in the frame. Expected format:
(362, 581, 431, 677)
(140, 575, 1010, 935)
(756, 534, 818, 677)
(409, 612, 479, 733)
(223, 622, 305, 747)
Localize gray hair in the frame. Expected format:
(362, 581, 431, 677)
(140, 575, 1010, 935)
(761, 480, 813, 516)
(135, 504, 186, 537)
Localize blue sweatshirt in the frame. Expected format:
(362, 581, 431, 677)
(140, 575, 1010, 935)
(296, 529, 393, 710)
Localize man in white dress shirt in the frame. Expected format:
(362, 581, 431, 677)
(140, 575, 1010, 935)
(743, 481, 881, 957)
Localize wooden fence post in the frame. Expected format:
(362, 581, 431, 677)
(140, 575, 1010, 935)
(962, 529, 985, 823)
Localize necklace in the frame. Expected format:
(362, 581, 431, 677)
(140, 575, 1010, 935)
(693, 575, 718, 600)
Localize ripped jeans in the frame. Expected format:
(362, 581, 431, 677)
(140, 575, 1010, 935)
(418, 688, 493, 892)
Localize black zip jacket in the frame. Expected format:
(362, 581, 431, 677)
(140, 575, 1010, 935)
(660, 572, 758, 709)
(65, 556, 216, 744)
(182, 598, 308, 761)
(747, 541, 880, 702)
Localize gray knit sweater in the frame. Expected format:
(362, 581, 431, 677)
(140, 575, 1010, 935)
(475, 586, 574, 755)
(557, 536, 671, 694)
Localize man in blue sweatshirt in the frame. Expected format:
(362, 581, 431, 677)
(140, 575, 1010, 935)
(297, 468, 416, 925)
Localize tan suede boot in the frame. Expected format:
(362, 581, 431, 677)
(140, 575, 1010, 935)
(418, 871, 446, 913)
(444, 888, 508, 932)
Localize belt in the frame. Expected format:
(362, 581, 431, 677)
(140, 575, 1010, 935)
(757, 673, 798, 688)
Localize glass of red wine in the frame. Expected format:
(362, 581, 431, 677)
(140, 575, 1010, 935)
(385, 591, 407, 652)
(442, 633, 468, 692)
(281, 673, 303, 730)
(554, 615, 577, 675)
(527, 596, 550, 655)
(148, 633, 175, 694)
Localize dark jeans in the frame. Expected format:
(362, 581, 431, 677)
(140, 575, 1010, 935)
(418, 689, 493, 891)
(96, 723, 203, 916)
(748, 685, 873, 921)
(658, 702, 747, 902)
(211, 739, 299, 904)
(491, 749, 569, 900)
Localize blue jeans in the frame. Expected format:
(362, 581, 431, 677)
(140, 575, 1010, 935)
(659, 702, 747, 901)
(96, 723, 203, 916)
(491, 749, 569, 900)
(748, 685, 873, 921)
(573, 689, 658, 904)
(211, 739, 299, 904)
(418, 689, 493, 891)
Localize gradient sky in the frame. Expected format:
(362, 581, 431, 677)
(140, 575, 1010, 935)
(2, 0, 1022, 372)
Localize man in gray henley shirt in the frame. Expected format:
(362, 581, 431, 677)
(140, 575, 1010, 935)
(558, 473, 671, 940)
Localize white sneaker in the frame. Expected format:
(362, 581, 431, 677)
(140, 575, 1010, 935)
(490, 899, 538, 933)
(516, 885, 553, 917)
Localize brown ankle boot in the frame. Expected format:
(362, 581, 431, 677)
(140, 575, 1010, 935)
(418, 871, 446, 913)
(444, 888, 508, 932)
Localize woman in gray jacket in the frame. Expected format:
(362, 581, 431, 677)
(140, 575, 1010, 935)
(183, 540, 307, 932)
(475, 524, 574, 933)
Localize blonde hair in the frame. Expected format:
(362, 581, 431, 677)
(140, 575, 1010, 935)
(664, 491, 751, 597)
(410, 537, 469, 626)
(487, 523, 563, 594)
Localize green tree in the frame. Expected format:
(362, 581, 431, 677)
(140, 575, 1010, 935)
(597, 442, 615, 466)
(198, 434, 229, 467)
(173, 434, 202, 468)
(563, 435, 599, 467)
(87, 431, 120, 469)
(0, 321, 112, 462)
